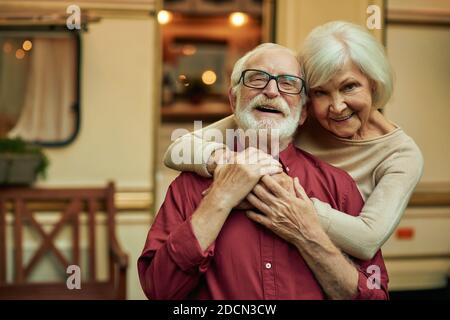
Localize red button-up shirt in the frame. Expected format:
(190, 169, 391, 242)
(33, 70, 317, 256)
(138, 143, 389, 300)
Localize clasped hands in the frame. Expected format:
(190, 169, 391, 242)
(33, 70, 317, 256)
(205, 147, 320, 246)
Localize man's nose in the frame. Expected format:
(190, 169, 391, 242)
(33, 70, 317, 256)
(329, 94, 347, 113)
(262, 79, 280, 98)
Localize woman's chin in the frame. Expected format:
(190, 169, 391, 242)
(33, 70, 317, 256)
(329, 126, 357, 139)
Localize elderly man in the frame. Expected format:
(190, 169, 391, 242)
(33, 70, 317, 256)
(138, 43, 388, 300)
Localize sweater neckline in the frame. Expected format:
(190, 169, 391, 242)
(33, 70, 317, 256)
(334, 125, 403, 145)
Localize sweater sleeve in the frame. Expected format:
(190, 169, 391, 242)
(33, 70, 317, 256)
(313, 139, 424, 260)
(163, 115, 236, 177)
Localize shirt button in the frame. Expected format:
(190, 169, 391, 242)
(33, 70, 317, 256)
(265, 263, 272, 269)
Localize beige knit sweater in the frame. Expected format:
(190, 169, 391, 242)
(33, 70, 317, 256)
(163, 115, 424, 260)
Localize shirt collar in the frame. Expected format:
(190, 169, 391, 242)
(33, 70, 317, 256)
(278, 142, 301, 173)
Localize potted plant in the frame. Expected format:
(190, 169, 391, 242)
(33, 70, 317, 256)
(0, 138, 49, 186)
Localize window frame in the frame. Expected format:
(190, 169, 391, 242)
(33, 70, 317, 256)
(0, 25, 82, 148)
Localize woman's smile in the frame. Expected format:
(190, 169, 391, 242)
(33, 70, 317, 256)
(330, 112, 355, 122)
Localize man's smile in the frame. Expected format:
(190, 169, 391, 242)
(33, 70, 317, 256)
(256, 106, 282, 113)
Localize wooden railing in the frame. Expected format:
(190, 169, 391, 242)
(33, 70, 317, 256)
(0, 182, 129, 299)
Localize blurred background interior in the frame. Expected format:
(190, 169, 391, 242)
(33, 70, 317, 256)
(0, 0, 449, 299)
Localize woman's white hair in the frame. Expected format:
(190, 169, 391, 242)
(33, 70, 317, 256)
(230, 43, 306, 103)
(299, 21, 394, 109)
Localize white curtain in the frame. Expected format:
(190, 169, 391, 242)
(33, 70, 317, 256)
(8, 37, 76, 142)
(0, 38, 30, 137)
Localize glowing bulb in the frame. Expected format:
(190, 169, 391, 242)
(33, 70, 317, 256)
(229, 12, 248, 27)
(202, 70, 217, 86)
(182, 45, 197, 56)
(22, 40, 32, 51)
(157, 10, 173, 25)
(15, 49, 25, 60)
(178, 74, 189, 87)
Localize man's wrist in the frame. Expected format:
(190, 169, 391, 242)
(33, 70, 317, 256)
(206, 147, 228, 175)
(191, 189, 234, 252)
(203, 187, 234, 212)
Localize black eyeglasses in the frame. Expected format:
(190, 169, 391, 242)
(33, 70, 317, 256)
(238, 69, 305, 95)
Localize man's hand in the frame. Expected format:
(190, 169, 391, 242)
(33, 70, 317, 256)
(246, 175, 320, 245)
(191, 147, 282, 251)
(202, 172, 294, 211)
(209, 147, 283, 210)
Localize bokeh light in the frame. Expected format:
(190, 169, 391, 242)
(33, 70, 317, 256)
(202, 70, 217, 86)
(229, 12, 248, 27)
(15, 49, 25, 60)
(157, 10, 173, 25)
(22, 40, 33, 51)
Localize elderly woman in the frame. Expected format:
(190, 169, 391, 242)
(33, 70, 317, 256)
(163, 21, 424, 260)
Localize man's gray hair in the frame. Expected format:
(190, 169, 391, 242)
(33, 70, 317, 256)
(230, 43, 306, 104)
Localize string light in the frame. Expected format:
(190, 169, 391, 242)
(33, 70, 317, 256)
(22, 40, 33, 51)
(202, 70, 217, 85)
(229, 12, 248, 27)
(15, 49, 25, 60)
(182, 45, 197, 56)
(157, 10, 173, 25)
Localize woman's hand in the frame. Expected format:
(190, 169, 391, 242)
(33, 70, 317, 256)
(236, 172, 295, 210)
(246, 175, 320, 245)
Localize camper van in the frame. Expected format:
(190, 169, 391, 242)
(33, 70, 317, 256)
(0, 0, 449, 301)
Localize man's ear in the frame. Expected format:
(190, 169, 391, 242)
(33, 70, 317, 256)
(228, 87, 237, 113)
(298, 104, 308, 126)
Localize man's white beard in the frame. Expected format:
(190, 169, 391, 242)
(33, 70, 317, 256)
(234, 92, 301, 142)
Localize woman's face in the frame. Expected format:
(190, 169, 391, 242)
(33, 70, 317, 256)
(309, 61, 374, 139)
